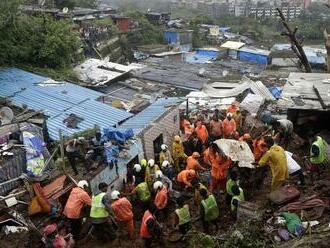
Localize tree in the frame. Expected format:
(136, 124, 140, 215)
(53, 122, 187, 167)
(0, 1, 81, 68)
(277, 8, 312, 73)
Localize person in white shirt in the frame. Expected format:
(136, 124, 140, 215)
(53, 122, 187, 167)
(285, 151, 305, 186)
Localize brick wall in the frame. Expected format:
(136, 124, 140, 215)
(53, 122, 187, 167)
(141, 106, 180, 161)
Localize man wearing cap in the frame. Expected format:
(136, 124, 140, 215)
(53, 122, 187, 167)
(90, 182, 116, 241)
(154, 181, 168, 220)
(186, 152, 207, 172)
(172, 135, 188, 172)
(110, 190, 134, 239)
(159, 144, 174, 166)
(63, 180, 92, 240)
(177, 169, 197, 188)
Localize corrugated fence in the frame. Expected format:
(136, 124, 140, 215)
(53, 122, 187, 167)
(0, 149, 26, 196)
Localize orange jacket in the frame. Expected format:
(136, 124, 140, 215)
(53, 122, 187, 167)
(210, 153, 231, 180)
(111, 197, 133, 222)
(195, 125, 209, 144)
(186, 156, 200, 170)
(177, 170, 194, 186)
(253, 139, 266, 161)
(140, 210, 154, 238)
(226, 104, 237, 114)
(63, 187, 91, 219)
(222, 119, 236, 137)
(155, 187, 168, 210)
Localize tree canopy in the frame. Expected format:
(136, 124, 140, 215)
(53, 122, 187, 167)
(0, 0, 82, 68)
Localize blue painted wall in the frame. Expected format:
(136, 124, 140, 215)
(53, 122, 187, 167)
(164, 31, 178, 44)
(238, 51, 268, 65)
(195, 49, 219, 59)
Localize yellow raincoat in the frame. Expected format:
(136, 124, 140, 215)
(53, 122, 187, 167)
(145, 164, 160, 189)
(172, 141, 187, 171)
(259, 145, 289, 191)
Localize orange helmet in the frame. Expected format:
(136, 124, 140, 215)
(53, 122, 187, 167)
(192, 152, 200, 158)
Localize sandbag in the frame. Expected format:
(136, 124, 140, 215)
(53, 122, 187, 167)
(268, 185, 300, 205)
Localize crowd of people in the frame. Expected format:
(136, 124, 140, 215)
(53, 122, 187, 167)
(42, 102, 328, 248)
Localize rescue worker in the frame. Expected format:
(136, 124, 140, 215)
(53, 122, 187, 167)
(186, 152, 207, 171)
(161, 160, 174, 181)
(173, 197, 191, 235)
(133, 164, 145, 186)
(90, 182, 116, 241)
(222, 113, 237, 139)
(226, 102, 238, 114)
(86, 131, 104, 164)
(133, 181, 151, 211)
(156, 170, 172, 191)
(154, 181, 168, 219)
(239, 133, 253, 150)
(110, 190, 134, 239)
(172, 135, 188, 171)
(230, 184, 245, 213)
(159, 144, 174, 166)
(272, 119, 294, 148)
(141, 159, 147, 173)
(177, 169, 197, 188)
(63, 180, 92, 240)
(195, 120, 209, 145)
(233, 109, 243, 131)
(191, 177, 208, 206)
(225, 170, 239, 204)
(308, 136, 328, 180)
(209, 143, 232, 193)
(145, 159, 160, 190)
(200, 188, 219, 233)
(65, 139, 85, 175)
(253, 137, 267, 161)
(184, 132, 203, 156)
(258, 136, 289, 192)
(209, 115, 223, 141)
(140, 203, 161, 248)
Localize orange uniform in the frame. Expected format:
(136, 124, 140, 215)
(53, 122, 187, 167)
(63, 187, 91, 219)
(177, 170, 195, 186)
(140, 210, 154, 238)
(195, 125, 209, 144)
(111, 197, 134, 237)
(155, 187, 168, 210)
(186, 156, 200, 170)
(222, 119, 236, 137)
(253, 139, 266, 161)
(209, 152, 232, 191)
(226, 104, 237, 114)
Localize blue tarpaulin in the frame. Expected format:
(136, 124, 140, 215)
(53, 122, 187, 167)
(269, 87, 283, 99)
(239, 51, 268, 65)
(164, 31, 178, 44)
(103, 127, 134, 145)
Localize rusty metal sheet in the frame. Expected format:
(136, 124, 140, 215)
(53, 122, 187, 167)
(42, 175, 73, 200)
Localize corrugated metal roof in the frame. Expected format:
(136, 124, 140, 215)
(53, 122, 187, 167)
(0, 68, 133, 140)
(220, 41, 245, 50)
(119, 97, 184, 135)
(239, 46, 270, 56)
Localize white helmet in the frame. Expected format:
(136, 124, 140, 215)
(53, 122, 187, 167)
(77, 180, 88, 189)
(155, 170, 163, 178)
(134, 164, 141, 172)
(153, 181, 163, 191)
(162, 160, 169, 168)
(161, 144, 168, 151)
(148, 159, 155, 167)
(110, 190, 120, 200)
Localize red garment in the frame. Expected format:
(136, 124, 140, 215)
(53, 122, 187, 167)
(154, 187, 168, 210)
(186, 156, 200, 170)
(53, 235, 67, 248)
(226, 104, 237, 114)
(140, 210, 154, 238)
(195, 125, 209, 144)
(222, 119, 236, 137)
(63, 187, 92, 219)
(111, 197, 133, 222)
(253, 139, 266, 161)
(210, 177, 226, 191)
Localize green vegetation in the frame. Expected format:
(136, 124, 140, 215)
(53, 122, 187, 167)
(0, 0, 82, 70)
(126, 11, 165, 46)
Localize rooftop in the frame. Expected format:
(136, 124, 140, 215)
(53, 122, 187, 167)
(0, 68, 133, 140)
(239, 46, 271, 56)
(221, 41, 245, 50)
(119, 97, 184, 135)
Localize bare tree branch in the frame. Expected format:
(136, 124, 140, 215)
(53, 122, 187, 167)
(276, 8, 312, 73)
